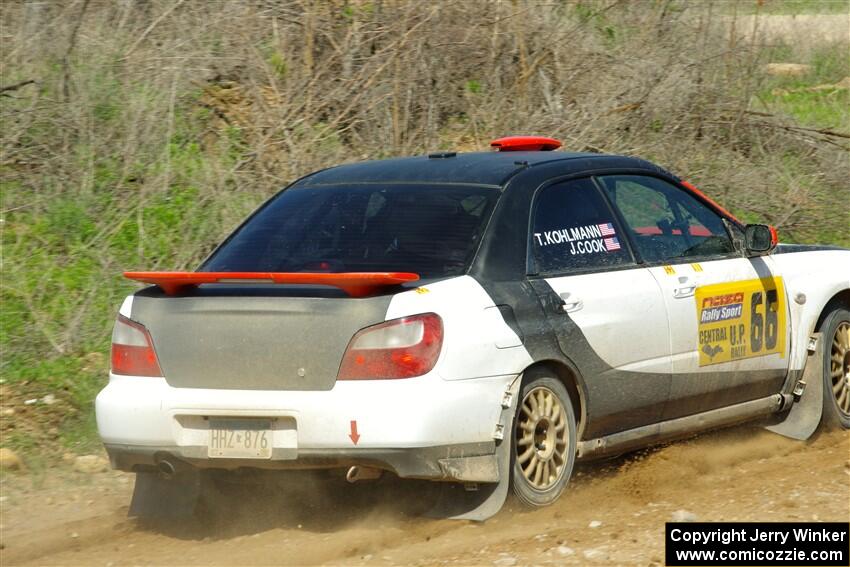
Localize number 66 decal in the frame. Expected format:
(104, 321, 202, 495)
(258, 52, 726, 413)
(750, 289, 779, 353)
(696, 278, 786, 367)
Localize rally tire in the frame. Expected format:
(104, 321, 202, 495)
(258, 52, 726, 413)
(511, 371, 577, 508)
(821, 307, 850, 430)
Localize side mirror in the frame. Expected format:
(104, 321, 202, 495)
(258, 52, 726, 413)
(744, 224, 778, 255)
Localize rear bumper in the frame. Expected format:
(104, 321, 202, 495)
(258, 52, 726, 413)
(96, 373, 516, 480)
(103, 443, 499, 481)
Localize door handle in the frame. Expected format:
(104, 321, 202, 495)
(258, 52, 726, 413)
(673, 285, 696, 298)
(558, 292, 583, 313)
(673, 276, 696, 298)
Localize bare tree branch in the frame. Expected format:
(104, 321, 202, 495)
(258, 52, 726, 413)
(0, 80, 36, 96)
(61, 0, 91, 103)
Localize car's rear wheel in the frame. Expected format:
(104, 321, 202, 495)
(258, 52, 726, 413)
(822, 307, 850, 430)
(511, 371, 576, 507)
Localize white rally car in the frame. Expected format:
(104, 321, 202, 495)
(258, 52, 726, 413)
(97, 136, 850, 520)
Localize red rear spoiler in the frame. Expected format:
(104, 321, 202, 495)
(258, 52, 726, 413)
(123, 271, 420, 297)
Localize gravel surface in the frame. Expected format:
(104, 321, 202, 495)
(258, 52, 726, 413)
(1, 426, 847, 566)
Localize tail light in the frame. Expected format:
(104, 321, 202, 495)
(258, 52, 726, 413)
(338, 313, 443, 380)
(111, 314, 162, 376)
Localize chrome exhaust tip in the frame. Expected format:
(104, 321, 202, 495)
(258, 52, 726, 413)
(345, 465, 383, 483)
(157, 459, 176, 479)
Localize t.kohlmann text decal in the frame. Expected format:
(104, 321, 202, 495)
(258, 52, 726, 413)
(695, 277, 787, 366)
(533, 222, 621, 255)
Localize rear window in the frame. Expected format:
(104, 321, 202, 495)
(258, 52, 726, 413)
(203, 184, 499, 278)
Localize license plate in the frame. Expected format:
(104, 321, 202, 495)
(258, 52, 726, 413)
(208, 419, 272, 459)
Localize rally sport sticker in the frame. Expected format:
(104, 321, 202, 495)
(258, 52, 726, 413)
(695, 277, 786, 366)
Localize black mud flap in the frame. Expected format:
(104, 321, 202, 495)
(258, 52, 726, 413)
(129, 470, 204, 519)
(425, 437, 511, 521)
(425, 376, 520, 521)
(765, 333, 824, 441)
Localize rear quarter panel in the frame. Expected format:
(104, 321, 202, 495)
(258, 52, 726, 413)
(385, 275, 534, 380)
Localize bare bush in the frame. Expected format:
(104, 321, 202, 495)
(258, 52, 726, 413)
(0, 0, 847, 406)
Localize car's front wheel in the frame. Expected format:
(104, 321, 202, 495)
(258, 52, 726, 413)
(822, 307, 850, 430)
(511, 371, 577, 507)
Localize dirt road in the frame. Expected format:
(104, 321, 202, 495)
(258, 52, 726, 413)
(2, 426, 848, 566)
(733, 14, 850, 47)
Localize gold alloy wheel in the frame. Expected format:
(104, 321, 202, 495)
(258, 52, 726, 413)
(831, 321, 850, 416)
(515, 386, 569, 490)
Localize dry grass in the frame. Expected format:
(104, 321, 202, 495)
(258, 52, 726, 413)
(0, 0, 848, 452)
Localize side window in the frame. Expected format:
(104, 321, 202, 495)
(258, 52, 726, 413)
(530, 178, 633, 274)
(599, 175, 736, 263)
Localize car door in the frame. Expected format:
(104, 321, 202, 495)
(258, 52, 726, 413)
(597, 174, 790, 421)
(528, 177, 673, 437)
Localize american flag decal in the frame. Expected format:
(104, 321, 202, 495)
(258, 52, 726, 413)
(604, 237, 621, 251)
(598, 222, 616, 236)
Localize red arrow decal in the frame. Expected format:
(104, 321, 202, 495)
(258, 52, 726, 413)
(349, 420, 360, 445)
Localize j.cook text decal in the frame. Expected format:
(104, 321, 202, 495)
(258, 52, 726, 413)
(534, 222, 621, 255)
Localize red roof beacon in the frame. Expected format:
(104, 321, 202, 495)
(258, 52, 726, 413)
(489, 136, 562, 151)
